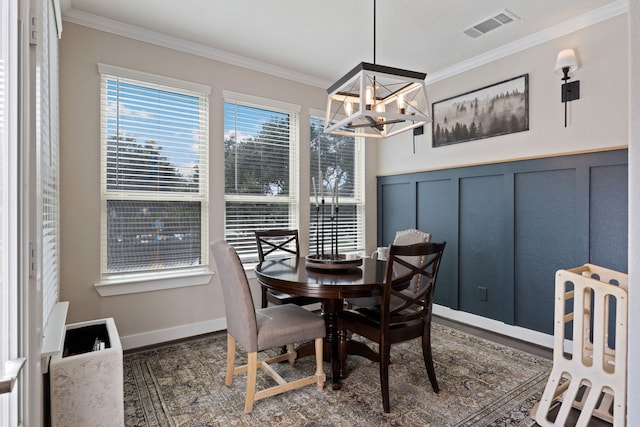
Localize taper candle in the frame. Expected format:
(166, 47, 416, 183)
(312, 177, 319, 207)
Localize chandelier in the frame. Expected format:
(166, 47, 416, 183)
(324, 0, 431, 138)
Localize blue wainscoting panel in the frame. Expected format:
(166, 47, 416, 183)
(377, 149, 628, 336)
(379, 181, 414, 245)
(514, 168, 578, 334)
(416, 178, 458, 308)
(459, 175, 507, 322)
(590, 164, 629, 273)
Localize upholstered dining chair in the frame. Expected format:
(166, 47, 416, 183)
(338, 241, 446, 413)
(211, 240, 326, 413)
(255, 230, 319, 309)
(391, 228, 432, 286)
(348, 228, 432, 308)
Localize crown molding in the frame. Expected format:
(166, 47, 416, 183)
(63, 1, 628, 88)
(426, 0, 629, 83)
(62, 8, 333, 89)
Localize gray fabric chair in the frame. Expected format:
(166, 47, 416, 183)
(211, 240, 326, 413)
(349, 228, 432, 307)
(392, 229, 432, 292)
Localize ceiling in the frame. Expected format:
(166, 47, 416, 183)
(59, 0, 624, 88)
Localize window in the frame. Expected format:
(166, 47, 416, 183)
(223, 92, 299, 263)
(309, 117, 364, 255)
(99, 64, 209, 279)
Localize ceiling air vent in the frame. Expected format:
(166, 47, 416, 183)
(463, 9, 519, 38)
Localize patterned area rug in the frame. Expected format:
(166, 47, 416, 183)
(124, 323, 552, 427)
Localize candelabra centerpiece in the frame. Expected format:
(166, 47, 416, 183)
(305, 171, 361, 271)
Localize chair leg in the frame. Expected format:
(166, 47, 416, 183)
(287, 344, 296, 366)
(380, 343, 391, 413)
(337, 323, 347, 387)
(422, 327, 439, 393)
(244, 352, 258, 413)
(314, 338, 325, 390)
(261, 285, 268, 309)
(225, 334, 236, 385)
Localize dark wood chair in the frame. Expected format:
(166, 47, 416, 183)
(255, 230, 319, 309)
(338, 241, 446, 413)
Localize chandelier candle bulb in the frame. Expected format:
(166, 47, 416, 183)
(345, 102, 353, 116)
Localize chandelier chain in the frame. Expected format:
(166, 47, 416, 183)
(373, 0, 376, 65)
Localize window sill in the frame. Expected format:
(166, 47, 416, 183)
(94, 269, 214, 296)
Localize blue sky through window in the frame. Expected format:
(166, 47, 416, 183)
(106, 79, 203, 176)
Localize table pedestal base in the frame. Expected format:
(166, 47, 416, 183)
(295, 299, 378, 390)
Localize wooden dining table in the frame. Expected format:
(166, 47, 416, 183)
(254, 256, 386, 389)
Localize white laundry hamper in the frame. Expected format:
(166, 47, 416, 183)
(531, 264, 627, 426)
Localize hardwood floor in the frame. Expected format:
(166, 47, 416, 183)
(433, 316, 553, 360)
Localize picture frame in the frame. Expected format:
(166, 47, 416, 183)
(432, 74, 529, 147)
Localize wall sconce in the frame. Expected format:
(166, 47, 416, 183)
(555, 48, 580, 127)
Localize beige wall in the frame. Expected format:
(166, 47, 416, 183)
(59, 22, 379, 347)
(377, 14, 628, 175)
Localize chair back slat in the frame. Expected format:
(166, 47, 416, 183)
(381, 242, 446, 327)
(255, 230, 300, 262)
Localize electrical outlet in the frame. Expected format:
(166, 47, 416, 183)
(478, 287, 488, 302)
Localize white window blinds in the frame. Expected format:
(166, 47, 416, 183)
(41, 0, 60, 331)
(309, 117, 364, 255)
(223, 93, 299, 263)
(99, 65, 210, 276)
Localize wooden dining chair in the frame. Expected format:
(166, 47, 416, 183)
(255, 230, 319, 308)
(338, 241, 446, 413)
(211, 240, 326, 413)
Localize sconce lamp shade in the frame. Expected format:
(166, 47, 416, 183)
(555, 49, 579, 74)
(324, 62, 431, 138)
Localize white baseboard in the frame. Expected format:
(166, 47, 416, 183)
(433, 304, 555, 350)
(120, 305, 558, 352)
(120, 318, 227, 351)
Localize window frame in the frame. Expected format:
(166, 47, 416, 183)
(222, 91, 300, 264)
(95, 64, 212, 293)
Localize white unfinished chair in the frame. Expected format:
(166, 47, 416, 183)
(532, 264, 628, 426)
(211, 240, 326, 413)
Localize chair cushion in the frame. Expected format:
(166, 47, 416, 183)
(256, 304, 325, 351)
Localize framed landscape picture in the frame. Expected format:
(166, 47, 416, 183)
(432, 74, 529, 147)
